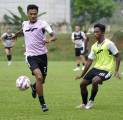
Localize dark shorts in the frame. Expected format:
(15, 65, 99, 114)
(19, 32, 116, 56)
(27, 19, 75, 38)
(5, 47, 12, 49)
(75, 47, 84, 56)
(84, 68, 112, 82)
(27, 54, 47, 77)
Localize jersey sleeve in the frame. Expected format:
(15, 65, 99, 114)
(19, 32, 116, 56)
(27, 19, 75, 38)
(71, 32, 74, 40)
(1, 33, 7, 39)
(43, 21, 53, 34)
(107, 41, 119, 55)
(88, 46, 95, 60)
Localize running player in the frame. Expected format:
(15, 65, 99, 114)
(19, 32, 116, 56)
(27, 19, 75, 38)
(71, 25, 88, 71)
(13, 4, 56, 112)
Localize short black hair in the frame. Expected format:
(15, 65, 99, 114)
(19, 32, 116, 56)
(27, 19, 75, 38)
(94, 23, 106, 33)
(27, 4, 38, 12)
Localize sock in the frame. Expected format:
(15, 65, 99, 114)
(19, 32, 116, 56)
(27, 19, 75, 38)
(7, 55, 12, 61)
(32, 83, 36, 90)
(77, 64, 80, 67)
(38, 96, 45, 106)
(89, 86, 98, 101)
(82, 92, 88, 105)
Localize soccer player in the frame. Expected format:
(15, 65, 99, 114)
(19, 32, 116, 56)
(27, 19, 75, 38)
(0, 27, 16, 65)
(71, 25, 88, 71)
(13, 4, 56, 112)
(76, 23, 121, 109)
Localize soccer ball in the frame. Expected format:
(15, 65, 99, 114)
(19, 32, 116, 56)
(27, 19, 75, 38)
(16, 75, 31, 90)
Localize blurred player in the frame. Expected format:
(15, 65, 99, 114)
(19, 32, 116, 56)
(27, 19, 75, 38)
(13, 4, 56, 112)
(76, 23, 121, 109)
(71, 25, 88, 71)
(0, 27, 16, 65)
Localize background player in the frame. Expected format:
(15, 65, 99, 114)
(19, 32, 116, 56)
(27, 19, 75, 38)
(0, 27, 16, 65)
(71, 25, 88, 71)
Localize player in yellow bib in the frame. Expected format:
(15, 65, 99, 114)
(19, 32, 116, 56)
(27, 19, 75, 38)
(76, 23, 121, 109)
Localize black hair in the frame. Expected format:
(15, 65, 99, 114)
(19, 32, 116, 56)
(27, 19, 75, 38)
(94, 23, 106, 33)
(27, 4, 38, 12)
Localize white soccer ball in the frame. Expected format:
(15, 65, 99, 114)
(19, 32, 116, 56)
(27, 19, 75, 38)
(16, 75, 31, 90)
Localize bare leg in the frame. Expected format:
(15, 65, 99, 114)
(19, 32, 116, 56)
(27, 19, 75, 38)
(89, 76, 102, 101)
(80, 79, 90, 105)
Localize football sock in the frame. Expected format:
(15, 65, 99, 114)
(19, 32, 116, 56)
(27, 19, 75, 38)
(7, 55, 12, 61)
(38, 96, 46, 106)
(81, 92, 88, 105)
(89, 86, 98, 101)
(32, 83, 36, 89)
(77, 64, 80, 67)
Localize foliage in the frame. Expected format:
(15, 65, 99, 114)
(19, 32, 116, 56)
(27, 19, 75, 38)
(71, 0, 116, 29)
(3, 6, 46, 30)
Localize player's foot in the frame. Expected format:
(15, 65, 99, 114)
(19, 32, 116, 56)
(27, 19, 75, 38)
(8, 61, 12, 66)
(30, 84, 36, 98)
(82, 66, 85, 70)
(73, 67, 80, 71)
(41, 104, 48, 112)
(76, 104, 86, 109)
(85, 100, 94, 109)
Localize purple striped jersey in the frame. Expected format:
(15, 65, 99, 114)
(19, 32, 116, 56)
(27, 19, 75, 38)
(22, 20, 53, 56)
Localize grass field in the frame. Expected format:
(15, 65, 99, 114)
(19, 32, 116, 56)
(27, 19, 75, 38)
(0, 61, 123, 120)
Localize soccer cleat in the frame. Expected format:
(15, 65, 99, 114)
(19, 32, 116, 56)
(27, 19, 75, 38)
(73, 67, 80, 71)
(85, 100, 94, 109)
(8, 61, 12, 66)
(41, 104, 48, 112)
(76, 104, 86, 109)
(30, 84, 37, 98)
(82, 66, 85, 70)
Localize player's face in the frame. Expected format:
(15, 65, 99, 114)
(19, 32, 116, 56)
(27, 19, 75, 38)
(75, 26, 80, 32)
(94, 27, 103, 40)
(27, 9, 38, 23)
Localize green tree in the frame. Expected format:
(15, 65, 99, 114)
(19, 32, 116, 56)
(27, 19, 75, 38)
(71, 0, 116, 29)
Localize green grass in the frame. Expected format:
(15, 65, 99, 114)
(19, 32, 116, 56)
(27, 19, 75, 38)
(0, 61, 123, 120)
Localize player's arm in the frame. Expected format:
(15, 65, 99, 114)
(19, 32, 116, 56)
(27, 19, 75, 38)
(75, 48, 94, 80)
(82, 32, 88, 53)
(44, 22, 56, 43)
(71, 32, 75, 43)
(108, 42, 121, 79)
(0, 33, 6, 43)
(114, 53, 121, 79)
(14, 28, 23, 38)
(48, 32, 56, 43)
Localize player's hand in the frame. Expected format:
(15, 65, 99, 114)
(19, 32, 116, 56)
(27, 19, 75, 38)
(114, 72, 121, 79)
(45, 39, 51, 43)
(75, 75, 82, 80)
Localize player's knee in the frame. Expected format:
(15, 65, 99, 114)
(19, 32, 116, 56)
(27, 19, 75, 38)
(80, 81, 87, 89)
(92, 79, 99, 86)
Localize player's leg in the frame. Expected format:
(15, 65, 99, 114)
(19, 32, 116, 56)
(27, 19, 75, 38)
(27, 55, 48, 112)
(5, 47, 12, 65)
(80, 47, 86, 70)
(73, 48, 81, 71)
(80, 79, 90, 105)
(80, 54, 86, 70)
(33, 68, 48, 112)
(86, 69, 112, 109)
(85, 76, 102, 109)
(76, 79, 90, 109)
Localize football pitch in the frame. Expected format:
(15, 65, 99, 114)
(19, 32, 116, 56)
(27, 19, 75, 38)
(0, 61, 123, 120)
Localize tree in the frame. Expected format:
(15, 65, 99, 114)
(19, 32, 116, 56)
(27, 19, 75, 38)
(71, 0, 116, 29)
